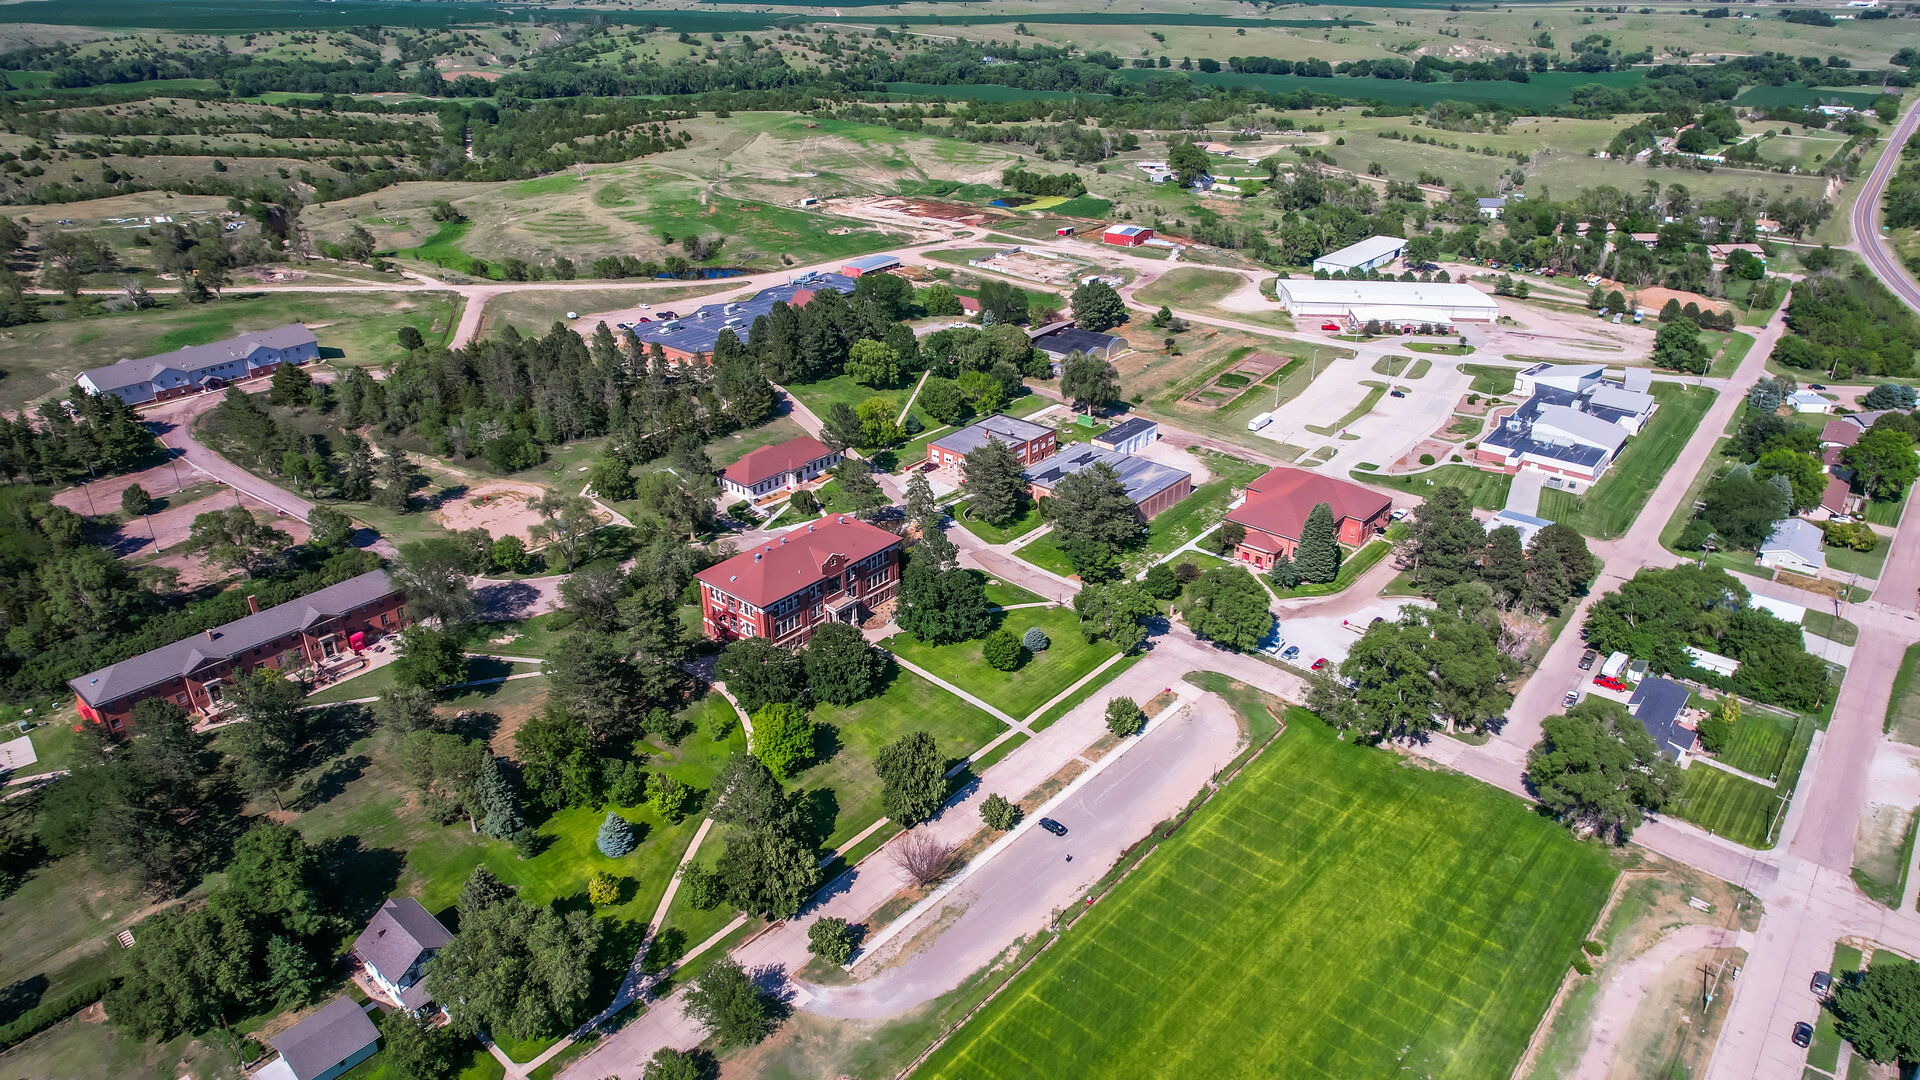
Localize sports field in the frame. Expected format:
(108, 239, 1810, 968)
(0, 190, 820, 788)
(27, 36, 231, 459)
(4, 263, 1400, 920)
(918, 711, 1618, 1079)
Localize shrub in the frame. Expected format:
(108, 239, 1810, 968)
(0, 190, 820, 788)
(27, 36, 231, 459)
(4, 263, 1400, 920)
(120, 483, 152, 517)
(1695, 712, 1733, 754)
(1571, 956, 1593, 976)
(982, 628, 1022, 671)
(1450, 454, 1462, 462)
(1172, 561, 1203, 585)
(980, 792, 1020, 831)
(1419, 453, 1436, 466)
(1582, 940, 1604, 956)
(808, 916, 856, 965)
(790, 488, 820, 516)
(1022, 627, 1050, 652)
(588, 871, 621, 906)
(680, 863, 725, 910)
(727, 500, 757, 524)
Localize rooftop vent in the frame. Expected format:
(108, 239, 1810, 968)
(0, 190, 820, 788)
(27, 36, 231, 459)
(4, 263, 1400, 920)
(754, 553, 761, 561)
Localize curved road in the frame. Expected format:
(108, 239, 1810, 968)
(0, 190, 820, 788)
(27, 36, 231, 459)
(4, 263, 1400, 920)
(1849, 98, 1920, 311)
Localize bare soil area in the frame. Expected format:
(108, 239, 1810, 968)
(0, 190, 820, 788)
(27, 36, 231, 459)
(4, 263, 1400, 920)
(433, 480, 551, 542)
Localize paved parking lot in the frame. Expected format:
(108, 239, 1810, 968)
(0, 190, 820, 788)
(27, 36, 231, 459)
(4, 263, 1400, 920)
(1266, 597, 1432, 673)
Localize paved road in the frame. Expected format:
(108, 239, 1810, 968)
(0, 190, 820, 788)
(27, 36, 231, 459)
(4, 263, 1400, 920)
(1849, 97, 1920, 312)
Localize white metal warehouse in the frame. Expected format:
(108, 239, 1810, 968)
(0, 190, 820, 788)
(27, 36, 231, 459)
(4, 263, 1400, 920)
(1310, 235, 1406, 274)
(1274, 279, 1500, 324)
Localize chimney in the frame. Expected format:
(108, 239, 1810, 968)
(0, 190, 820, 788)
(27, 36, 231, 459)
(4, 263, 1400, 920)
(246, 595, 260, 615)
(205, 629, 216, 641)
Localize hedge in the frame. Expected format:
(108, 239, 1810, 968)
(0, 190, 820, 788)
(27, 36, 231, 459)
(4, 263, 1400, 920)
(0, 976, 118, 1054)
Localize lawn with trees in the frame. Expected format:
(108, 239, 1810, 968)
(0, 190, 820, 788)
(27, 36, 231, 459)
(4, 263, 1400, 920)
(883, 605, 1122, 721)
(917, 691, 1617, 1080)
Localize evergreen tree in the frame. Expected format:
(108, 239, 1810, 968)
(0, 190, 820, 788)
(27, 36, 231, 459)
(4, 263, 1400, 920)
(1408, 488, 1485, 592)
(1048, 461, 1139, 581)
(904, 469, 940, 537)
(476, 756, 524, 840)
(1267, 551, 1301, 589)
(1293, 502, 1342, 583)
(1481, 525, 1528, 606)
(595, 812, 636, 858)
(828, 456, 889, 517)
(960, 436, 1026, 526)
(373, 442, 422, 512)
(459, 866, 516, 912)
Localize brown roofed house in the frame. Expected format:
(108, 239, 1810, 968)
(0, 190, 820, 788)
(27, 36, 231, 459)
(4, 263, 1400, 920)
(1224, 467, 1392, 571)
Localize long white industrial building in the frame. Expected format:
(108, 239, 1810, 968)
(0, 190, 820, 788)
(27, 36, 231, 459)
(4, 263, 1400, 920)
(1274, 279, 1500, 324)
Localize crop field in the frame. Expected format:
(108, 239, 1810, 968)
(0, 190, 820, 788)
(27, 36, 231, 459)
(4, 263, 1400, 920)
(918, 705, 1618, 1079)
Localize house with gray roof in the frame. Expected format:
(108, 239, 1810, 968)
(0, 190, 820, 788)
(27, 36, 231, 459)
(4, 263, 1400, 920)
(68, 570, 407, 732)
(353, 898, 453, 1012)
(1023, 444, 1193, 521)
(76, 324, 318, 406)
(924, 412, 1057, 472)
(1758, 518, 1826, 575)
(1627, 677, 1696, 760)
(256, 997, 380, 1080)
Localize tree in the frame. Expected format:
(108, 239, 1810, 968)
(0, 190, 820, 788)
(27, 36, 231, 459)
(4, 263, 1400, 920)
(459, 866, 516, 913)
(821, 401, 865, 452)
(374, 442, 423, 512)
(683, 959, 773, 1048)
(981, 792, 1020, 831)
(749, 702, 816, 781)
(1022, 626, 1050, 652)
(1176, 567, 1271, 650)
(303, 505, 354, 553)
(544, 630, 659, 743)
(428, 899, 601, 1042)
(1293, 502, 1342, 584)
(1267, 550, 1302, 589)
(1406, 488, 1485, 592)
(1070, 280, 1128, 332)
(269, 360, 314, 406)
(1060, 352, 1121, 415)
(976, 278, 1029, 326)
(394, 537, 477, 626)
(1526, 698, 1679, 843)
(588, 457, 636, 502)
(922, 283, 963, 317)
(1652, 316, 1709, 374)
(716, 637, 807, 713)
(1753, 448, 1827, 511)
(1048, 461, 1139, 581)
(397, 325, 426, 351)
(805, 622, 882, 706)
(1169, 141, 1211, 186)
(1073, 580, 1156, 652)
(379, 1007, 464, 1080)
(715, 823, 820, 918)
(1105, 696, 1145, 737)
(596, 812, 637, 857)
(846, 339, 899, 388)
(226, 669, 309, 808)
(874, 730, 946, 826)
(856, 396, 902, 448)
(905, 469, 941, 537)
(896, 550, 993, 645)
(227, 822, 325, 936)
(121, 483, 152, 517)
(1481, 525, 1527, 606)
(828, 456, 889, 516)
(808, 917, 856, 965)
(474, 756, 525, 840)
(1843, 428, 1920, 499)
(532, 492, 606, 567)
(491, 534, 530, 573)
(1862, 383, 1919, 411)
(1831, 960, 1920, 1065)
(187, 506, 293, 579)
(960, 436, 1027, 527)
(981, 628, 1022, 671)
(392, 625, 467, 690)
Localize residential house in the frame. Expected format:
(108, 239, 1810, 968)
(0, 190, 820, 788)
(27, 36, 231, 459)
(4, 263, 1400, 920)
(1224, 467, 1392, 570)
(696, 517, 903, 646)
(1819, 476, 1861, 520)
(1820, 420, 1863, 448)
(1627, 678, 1696, 760)
(76, 324, 320, 406)
(352, 898, 453, 1013)
(1758, 518, 1826, 575)
(1787, 390, 1833, 414)
(720, 436, 841, 500)
(1476, 197, 1506, 219)
(1023, 444, 1192, 521)
(255, 998, 381, 1080)
(926, 413, 1057, 473)
(68, 570, 408, 732)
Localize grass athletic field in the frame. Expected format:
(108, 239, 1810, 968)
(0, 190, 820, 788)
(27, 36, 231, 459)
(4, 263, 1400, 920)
(918, 710, 1618, 1079)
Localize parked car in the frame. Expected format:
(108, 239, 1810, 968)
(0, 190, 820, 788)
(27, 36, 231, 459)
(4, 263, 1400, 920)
(1311, 658, 1330, 672)
(1038, 817, 1068, 837)
(1593, 675, 1626, 691)
(1809, 383, 1827, 391)
(1579, 650, 1597, 670)
(1281, 645, 1301, 661)
(1563, 690, 1580, 708)
(1811, 971, 1833, 996)
(1830, 515, 1854, 525)
(1389, 508, 1410, 521)
(1792, 1022, 1814, 1048)
(1390, 389, 1406, 398)
(1321, 322, 1344, 331)
(656, 310, 677, 320)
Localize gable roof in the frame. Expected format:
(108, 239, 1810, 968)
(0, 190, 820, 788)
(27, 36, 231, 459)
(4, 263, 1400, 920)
(721, 436, 836, 488)
(1760, 518, 1826, 568)
(1095, 416, 1158, 448)
(696, 516, 901, 608)
(1821, 476, 1854, 514)
(1627, 677, 1694, 759)
(1023, 444, 1189, 504)
(928, 413, 1053, 457)
(69, 571, 399, 708)
(1588, 385, 1655, 416)
(79, 324, 317, 393)
(353, 898, 452, 985)
(1227, 467, 1390, 547)
(1821, 420, 1863, 447)
(270, 997, 380, 1080)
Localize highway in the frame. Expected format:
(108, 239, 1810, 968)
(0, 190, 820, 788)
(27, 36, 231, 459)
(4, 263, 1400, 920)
(1850, 98, 1920, 311)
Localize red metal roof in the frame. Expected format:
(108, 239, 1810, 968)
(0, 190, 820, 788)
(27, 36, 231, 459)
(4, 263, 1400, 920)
(697, 517, 900, 607)
(722, 435, 836, 488)
(1226, 467, 1390, 546)
(1820, 420, 1862, 447)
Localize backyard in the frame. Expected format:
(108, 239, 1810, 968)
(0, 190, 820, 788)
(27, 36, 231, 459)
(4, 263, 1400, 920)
(1670, 711, 1816, 848)
(918, 689, 1618, 1079)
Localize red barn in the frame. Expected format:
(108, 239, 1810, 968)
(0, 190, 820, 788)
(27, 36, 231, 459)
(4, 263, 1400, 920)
(1103, 225, 1154, 247)
(696, 517, 903, 647)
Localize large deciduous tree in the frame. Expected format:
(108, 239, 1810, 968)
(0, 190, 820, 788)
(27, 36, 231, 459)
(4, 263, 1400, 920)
(805, 622, 883, 706)
(1843, 428, 1920, 500)
(1069, 280, 1128, 332)
(1047, 461, 1139, 581)
(715, 637, 807, 713)
(427, 898, 602, 1042)
(1176, 567, 1271, 651)
(1525, 697, 1678, 843)
(896, 549, 992, 645)
(1073, 580, 1156, 653)
(874, 730, 946, 827)
(1060, 352, 1121, 415)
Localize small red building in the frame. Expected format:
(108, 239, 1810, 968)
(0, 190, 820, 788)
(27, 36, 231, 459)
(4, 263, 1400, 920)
(841, 254, 902, 277)
(1224, 468, 1391, 570)
(69, 570, 408, 731)
(925, 413, 1057, 473)
(1103, 225, 1153, 247)
(720, 435, 842, 500)
(696, 517, 903, 647)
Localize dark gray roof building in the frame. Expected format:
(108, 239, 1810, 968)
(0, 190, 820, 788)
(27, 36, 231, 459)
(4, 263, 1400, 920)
(1627, 677, 1695, 760)
(624, 273, 856, 360)
(353, 897, 453, 1011)
(1023, 444, 1190, 505)
(68, 570, 400, 710)
(77, 324, 318, 404)
(1033, 326, 1124, 359)
(266, 997, 380, 1080)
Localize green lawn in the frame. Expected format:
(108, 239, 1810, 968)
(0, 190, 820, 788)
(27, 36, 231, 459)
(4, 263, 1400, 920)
(981, 575, 1048, 608)
(1268, 540, 1392, 600)
(1536, 385, 1717, 540)
(342, 1044, 506, 1080)
(1718, 712, 1806, 781)
(784, 374, 933, 434)
(1863, 487, 1910, 528)
(1825, 539, 1891, 579)
(1885, 642, 1920, 746)
(883, 605, 1121, 722)
(1372, 465, 1512, 510)
(1671, 714, 1814, 847)
(952, 500, 1046, 545)
(919, 695, 1619, 1080)
(790, 667, 1007, 852)
(1406, 342, 1474, 355)
(1803, 610, 1859, 647)
(1462, 364, 1518, 395)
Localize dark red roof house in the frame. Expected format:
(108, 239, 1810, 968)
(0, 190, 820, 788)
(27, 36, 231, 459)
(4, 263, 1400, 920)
(720, 435, 841, 500)
(696, 517, 903, 646)
(1224, 467, 1392, 570)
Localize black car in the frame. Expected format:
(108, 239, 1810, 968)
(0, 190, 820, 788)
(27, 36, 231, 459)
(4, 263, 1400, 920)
(1579, 650, 1597, 670)
(1038, 817, 1068, 837)
(1792, 1022, 1815, 1048)
(1812, 971, 1833, 996)
(1809, 383, 1828, 391)
(1389, 389, 1406, 398)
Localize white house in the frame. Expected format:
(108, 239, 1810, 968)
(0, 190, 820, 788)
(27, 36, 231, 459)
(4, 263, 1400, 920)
(1788, 390, 1833, 414)
(76, 324, 319, 406)
(1477, 197, 1507, 219)
(351, 898, 453, 1012)
(1758, 518, 1826, 575)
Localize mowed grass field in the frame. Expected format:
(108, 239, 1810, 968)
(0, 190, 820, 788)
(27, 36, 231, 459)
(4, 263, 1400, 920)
(918, 710, 1618, 1080)
(1537, 384, 1717, 540)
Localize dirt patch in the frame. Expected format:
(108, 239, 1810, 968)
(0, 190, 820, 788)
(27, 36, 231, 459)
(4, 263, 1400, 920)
(433, 480, 551, 542)
(1386, 439, 1460, 474)
(1601, 281, 1728, 316)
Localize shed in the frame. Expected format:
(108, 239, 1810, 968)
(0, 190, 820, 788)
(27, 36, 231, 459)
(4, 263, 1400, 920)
(840, 253, 901, 278)
(257, 998, 380, 1080)
(1685, 646, 1740, 677)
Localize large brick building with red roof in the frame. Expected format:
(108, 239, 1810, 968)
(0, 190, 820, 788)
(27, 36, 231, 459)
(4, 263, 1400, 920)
(695, 517, 903, 646)
(719, 435, 841, 500)
(1224, 467, 1391, 570)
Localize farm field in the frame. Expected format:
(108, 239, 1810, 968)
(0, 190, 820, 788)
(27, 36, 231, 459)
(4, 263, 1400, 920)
(918, 692, 1618, 1079)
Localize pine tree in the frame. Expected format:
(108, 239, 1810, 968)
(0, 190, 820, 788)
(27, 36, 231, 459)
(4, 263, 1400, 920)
(1481, 525, 1528, 607)
(1267, 551, 1301, 589)
(596, 812, 636, 858)
(960, 436, 1026, 526)
(1293, 502, 1342, 583)
(476, 756, 524, 839)
(904, 469, 940, 537)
